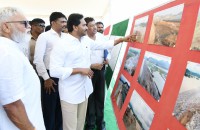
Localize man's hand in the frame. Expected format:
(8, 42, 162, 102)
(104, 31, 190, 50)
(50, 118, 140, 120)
(80, 68, 94, 79)
(114, 34, 137, 46)
(123, 34, 137, 42)
(44, 78, 56, 94)
(90, 63, 104, 70)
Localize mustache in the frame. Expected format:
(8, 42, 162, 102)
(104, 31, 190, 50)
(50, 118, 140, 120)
(26, 28, 31, 34)
(27, 30, 31, 34)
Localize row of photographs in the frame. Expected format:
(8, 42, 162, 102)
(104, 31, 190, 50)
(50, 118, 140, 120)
(114, 48, 200, 129)
(133, 3, 200, 51)
(124, 48, 170, 100)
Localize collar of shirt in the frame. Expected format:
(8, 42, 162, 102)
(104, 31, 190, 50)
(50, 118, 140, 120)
(67, 33, 86, 43)
(31, 34, 37, 41)
(50, 28, 66, 39)
(31, 37, 36, 40)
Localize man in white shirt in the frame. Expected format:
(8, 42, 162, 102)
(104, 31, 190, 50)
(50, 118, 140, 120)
(0, 7, 45, 130)
(34, 12, 67, 130)
(84, 17, 109, 130)
(50, 13, 135, 130)
(96, 21, 104, 34)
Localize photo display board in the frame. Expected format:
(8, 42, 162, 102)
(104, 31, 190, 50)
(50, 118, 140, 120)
(105, 19, 129, 89)
(111, 0, 200, 129)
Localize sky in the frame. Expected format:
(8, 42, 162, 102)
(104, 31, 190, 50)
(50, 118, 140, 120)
(187, 61, 200, 73)
(145, 51, 171, 63)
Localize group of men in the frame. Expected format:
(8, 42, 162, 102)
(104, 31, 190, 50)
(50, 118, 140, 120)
(0, 7, 135, 130)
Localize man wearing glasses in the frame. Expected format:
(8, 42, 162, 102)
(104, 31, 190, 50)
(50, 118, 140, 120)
(0, 7, 45, 130)
(29, 18, 45, 68)
(34, 12, 67, 130)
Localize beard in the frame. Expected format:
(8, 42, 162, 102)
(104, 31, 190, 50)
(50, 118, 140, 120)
(10, 25, 31, 44)
(98, 30, 103, 34)
(10, 25, 31, 57)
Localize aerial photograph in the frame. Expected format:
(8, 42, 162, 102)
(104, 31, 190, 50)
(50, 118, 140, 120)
(124, 47, 141, 76)
(190, 7, 200, 51)
(123, 91, 154, 130)
(138, 51, 171, 100)
(173, 61, 200, 130)
(114, 74, 130, 109)
(133, 16, 149, 43)
(148, 4, 184, 47)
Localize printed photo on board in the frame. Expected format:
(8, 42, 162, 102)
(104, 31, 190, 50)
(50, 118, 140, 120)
(133, 16, 149, 43)
(138, 51, 171, 101)
(173, 61, 200, 130)
(114, 74, 130, 109)
(124, 47, 141, 76)
(148, 4, 184, 47)
(190, 7, 200, 51)
(105, 19, 129, 89)
(123, 91, 154, 130)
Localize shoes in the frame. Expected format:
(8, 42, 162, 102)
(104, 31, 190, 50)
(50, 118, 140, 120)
(97, 121, 106, 130)
(84, 125, 95, 130)
(97, 127, 106, 130)
(102, 127, 106, 130)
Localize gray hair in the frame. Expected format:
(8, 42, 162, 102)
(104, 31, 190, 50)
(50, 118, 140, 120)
(0, 7, 23, 35)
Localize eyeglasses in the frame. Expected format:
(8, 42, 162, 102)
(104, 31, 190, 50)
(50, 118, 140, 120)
(6, 20, 30, 28)
(35, 24, 45, 28)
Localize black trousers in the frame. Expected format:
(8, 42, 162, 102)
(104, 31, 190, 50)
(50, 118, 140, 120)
(86, 69, 106, 130)
(40, 70, 62, 130)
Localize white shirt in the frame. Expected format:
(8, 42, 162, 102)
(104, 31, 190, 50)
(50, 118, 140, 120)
(90, 32, 111, 64)
(34, 29, 67, 80)
(50, 34, 114, 104)
(0, 37, 45, 130)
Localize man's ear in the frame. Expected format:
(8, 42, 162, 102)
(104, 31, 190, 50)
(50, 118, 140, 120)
(2, 23, 11, 33)
(50, 21, 54, 27)
(73, 25, 78, 31)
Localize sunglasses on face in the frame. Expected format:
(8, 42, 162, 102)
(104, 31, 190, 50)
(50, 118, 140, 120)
(6, 20, 30, 28)
(35, 24, 45, 28)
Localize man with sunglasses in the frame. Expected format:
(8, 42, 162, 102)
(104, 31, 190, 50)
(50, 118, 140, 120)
(29, 18, 45, 68)
(0, 7, 45, 130)
(34, 12, 67, 130)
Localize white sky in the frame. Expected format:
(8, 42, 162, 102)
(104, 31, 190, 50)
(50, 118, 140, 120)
(187, 61, 200, 73)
